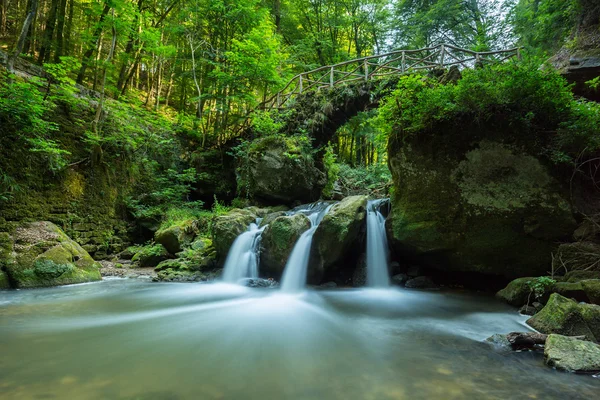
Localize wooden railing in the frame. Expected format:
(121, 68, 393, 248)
(261, 44, 521, 109)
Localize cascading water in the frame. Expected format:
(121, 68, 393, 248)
(366, 199, 391, 287)
(222, 222, 265, 283)
(280, 203, 334, 293)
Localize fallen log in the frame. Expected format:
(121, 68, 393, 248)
(506, 332, 587, 349)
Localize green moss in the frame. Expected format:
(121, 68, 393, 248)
(132, 244, 169, 268)
(496, 277, 537, 307)
(212, 210, 257, 260)
(582, 280, 600, 304)
(260, 214, 311, 275)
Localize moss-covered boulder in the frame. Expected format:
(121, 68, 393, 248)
(1, 221, 101, 288)
(544, 334, 600, 373)
(496, 277, 536, 307)
(259, 211, 288, 228)
(212, 209, 257, 261)
(527, 293, 600, 341)
(131, 244, 170, 268)
(554, 282, 589, 303)
(241, 136, 326, 205)
(582, 280, 600, 304)
(310, 196, 367, 282)
(387, 139, 576, 279)
(260, 214, 311, 277)
(154, 220, 198, 254)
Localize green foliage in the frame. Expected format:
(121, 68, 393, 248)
(250, 110, 286, 137)
(337, 163, 392, 196)
(322, 144, 340, 198)
(0, 171, 20, 203)
(211, 195, 231, 216)
(527, 276, 557, 300)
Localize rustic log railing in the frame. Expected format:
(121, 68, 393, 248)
(261, 44, 521, 109)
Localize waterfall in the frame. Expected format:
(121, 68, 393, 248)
(222, 222, 265, 283)
(280, 203, 333, 293)
(366, 199, 391, 287)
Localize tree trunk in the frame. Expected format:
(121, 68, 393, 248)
(116, 0, 144, 94)
(0, 0, 7, 36)
(64, 0, 73, 54)
(92, 8, 116, 135)
(53, 0, 67, 61)
(38, 0, 59, 64)
(8, 0, 38, 73)
(76, 2, 111, 85)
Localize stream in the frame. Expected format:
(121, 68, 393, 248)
(1, 279, 599, 399)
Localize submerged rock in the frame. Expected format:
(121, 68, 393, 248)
(387, 139, 576, 279)
(260, 214, 310, 277)
(212, 208, 257, 261)
(311, 195, 367, 282)
(527, 293, 600, 341)
(391, 273, 409, 286)
(0, 222, 101, 288)
(239, 278, 279, 288)
(405, 276, 438, 289)
(544, 334, 600, 373)
(153, 268, 220, 283)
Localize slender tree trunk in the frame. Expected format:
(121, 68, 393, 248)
(76, 2, 110, 84)
(38, 0, 59, 64)
(116, 0, 144, 93)
(9, 0, 38, 73)
(92, 8, 116, 135)
(0, 0, 7, 36)
(64, 0, 73, 54)
(53, 0, 67, 61)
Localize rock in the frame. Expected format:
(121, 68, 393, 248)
(0, 270, 11, 289)
(238, 278, 279, 288)
(311, 195, 368, 282)
(496, 277, 536, 307)
(407, 265, 423, 277)
(439, 65, 462, 85)
(212, 209, 257, 261)
(544, 334, 600, 373)
(320, 281, 337, 288)
(259, 211, 287, 228)
(352, 253, 367, 287)
(387, 139, 576, 279)
(391, 273, 409, 286)
(155, 259, 189, 272)
(260, 214, 311, 276)
(533, 302, 545, 313)
(582, 280, 600, 305)
(154, 221, 198, 254)
(242, 136, 327, 204)
(552, 242, 600, 277)
(118, 247, 137, 260)
(153, 268, 219, 283)
(405, 276, 438, 289)
(519, 305, 537, 316)
(554, 282, 589, 303)
(564, 270, 600, 283)
(485, 333, 512, 352)
(527, 293, 600, 341)
(131, 244, 170, 268)
(1, 222, 101, 288)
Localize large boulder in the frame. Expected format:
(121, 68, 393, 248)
(154, 220, 198, 254)
(0, 222, 101, 288)
(496, 277, 536, 307)
(260, 214, 311, 277)
(544, 334, 600, 373)
(212, 209, 258, 261)
(387, 139, 576, 279)
(241, 136, 326, 204)
(582, 280, 600, 304)
(310, 196, 367, 282)
(131, 244, 170, 268)
(527, 293, 600, 341)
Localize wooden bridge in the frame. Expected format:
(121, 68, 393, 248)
(262, 44, 521, 109)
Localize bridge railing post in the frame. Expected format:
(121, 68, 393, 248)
(330, 67, 334, 88)
(401, 51, 405, 73)
(440, 45, 445, 68)
(299, 74, 303, 94)
(364, 59, 369, 81)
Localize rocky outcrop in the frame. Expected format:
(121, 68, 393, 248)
(154, 220, 199, 254)
(212, 208, 257, 261)
(527, 293, 600, 341)
(131, 244, 170, 268)
(544, 334, 600, 373)
(310, 196, 367, 282)
(260, 214, 311, 277)
(387, 139, 576, 279)
(496, 277, 537, 307)
(241, 136, 326, 204)
(0, 221, 101, 288)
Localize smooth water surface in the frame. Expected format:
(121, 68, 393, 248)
(1, 279, 599, 400)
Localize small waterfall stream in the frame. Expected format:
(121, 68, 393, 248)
(222, 222, 265, 283)
(280, 203, 333, 293)
(366, 199, 391, 287)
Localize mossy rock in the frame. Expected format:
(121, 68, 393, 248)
(554, 281, 589, 303)
(544, 334, 600, 373)
(260, 214, 311, 277)
(386, 139, 576, 279)
(2, 221, 101, 288)
(241, 136, 327, 205)
(131, 244, 170, 268)
(527, 293, 600, 341)
(582, 280, 600, 304)
(212, 209, 257, 261)
(259, 211, 288, 228)
(311, 196, 367, 282)
(155, 259, 189, 272)
(153, 268, 219, 283)
(496, 277, 537, 307)
(154, 220, 198, 254)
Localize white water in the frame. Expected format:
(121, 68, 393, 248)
(222, 222, 265, 283)
(280, 203, 334, 292)
(366, 199, 391, 287)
